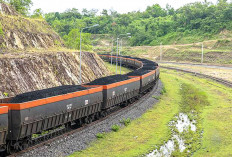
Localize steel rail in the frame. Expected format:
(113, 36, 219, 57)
(8, 80, 159, 157)
(161, 66, 232, 87)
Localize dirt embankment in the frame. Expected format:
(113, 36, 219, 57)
(0, 52, 109, 98)
(0, 2, 63, 50)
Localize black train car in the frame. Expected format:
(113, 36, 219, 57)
(0, 85, 103, 151)
(99, 54, 118, 64)
(85, 75, 140, 110)
(127, 69, 158, 94)
(0, 106, 8, 151)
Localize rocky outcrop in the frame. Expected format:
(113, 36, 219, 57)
(0, 3, 109, 99)
(0, 2, 63, 50)
(0, 2, 19, 16)
(0, 52, 109, 98)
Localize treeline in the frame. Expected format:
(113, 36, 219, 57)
(4, 0, 231, 47)
(44, 0, 232, 47)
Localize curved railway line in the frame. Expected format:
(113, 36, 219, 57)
(2, 56, 232, 157)
(8, 80, 160, 157)
(0, 54, 160, 156)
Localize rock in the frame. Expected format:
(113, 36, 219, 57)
(0, 52, 109, 98)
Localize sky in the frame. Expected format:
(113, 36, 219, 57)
(31, 0, 219, 14)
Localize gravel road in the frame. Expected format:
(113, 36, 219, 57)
(19, 80, 163, 157)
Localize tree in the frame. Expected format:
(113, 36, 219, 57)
(6, 0, 33, 15)
(64, 29, 92, 50)
(31, 8, 43, 18)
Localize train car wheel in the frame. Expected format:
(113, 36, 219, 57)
(6, 143, 16, 155)
(87, 116, 93, 124)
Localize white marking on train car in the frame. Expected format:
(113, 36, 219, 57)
(124, 88, 128, 92)
(85, 100, 89, 105)
(112, 91, 115, 96)
(67, 104, 72, 110)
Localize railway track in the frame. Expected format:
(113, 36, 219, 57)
(9, 65, 231, 157)
(161, 66, 232, 87)
(8, 81, 159, 157)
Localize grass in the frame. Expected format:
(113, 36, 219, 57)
(0, 13, 52, 34)
(165, 69, 232, 156)
(70, 69, 232, 157)
(70, 71, 181, 157)
(104, 61, 132, 75)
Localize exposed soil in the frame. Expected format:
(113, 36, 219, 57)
(0, 52, 109, 98)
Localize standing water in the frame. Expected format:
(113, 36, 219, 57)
(147, 113, 196, 157)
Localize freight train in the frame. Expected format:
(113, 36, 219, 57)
(0, 55, 159, 155)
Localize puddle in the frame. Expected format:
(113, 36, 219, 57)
(176, 113, 196, 132)
(147, 113, 196, 157)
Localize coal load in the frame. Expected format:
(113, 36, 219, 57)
(87, 75, 129, 85)
(10, 85, 88, 103)
(142, 65, 157, 70)
(122, 56, 133, 58)
(127, 69, 151, 76)
(100, 53, 112, 56)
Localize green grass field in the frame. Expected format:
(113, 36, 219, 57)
(104, 61, 132, 75)
(70, 69, 232, 157)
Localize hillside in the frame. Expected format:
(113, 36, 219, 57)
(94, 34, 232, 65)
(0, 2, 63, 50)
(0, 3, 109, 98)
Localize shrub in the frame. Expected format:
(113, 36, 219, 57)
(3, 92, 9, 97)
(152, 96, 161, 100)
(120, 118, 131, 126)
(111, 125, 120, 132)
(161, 86, 167, 95)
(96, 132, 106, 139)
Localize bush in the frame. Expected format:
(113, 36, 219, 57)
(152, 96, 161, 100)
(120, 118, 131, 126)
(96, 132, 106, 139)
(161, 86, 167, 95)
(111, 125, 120, 132)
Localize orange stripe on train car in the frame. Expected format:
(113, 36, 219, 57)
(98, 55, 143, 65)
(0, 106, 8, 114)
(0, 87, 103, 110)
(141, 70, 156, 79)
(128, 70, 157, 79)
(83, 77, 140, 90)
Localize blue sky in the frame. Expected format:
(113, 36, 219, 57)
(31, 0, 219, 14)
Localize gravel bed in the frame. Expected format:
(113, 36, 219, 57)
(19, 80, 163, 157)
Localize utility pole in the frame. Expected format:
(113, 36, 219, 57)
(79, 29, 83, 84)
(79, 24, 99, 84)
(116, 33, 131, 74)
(119, 39, 122, 74)
(111, 38, 113, 65)
(116, 38, 119, 74)
(119, 36, 131, 74)
(201, 42, 204, 63)
(160, 42, 162, 61)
